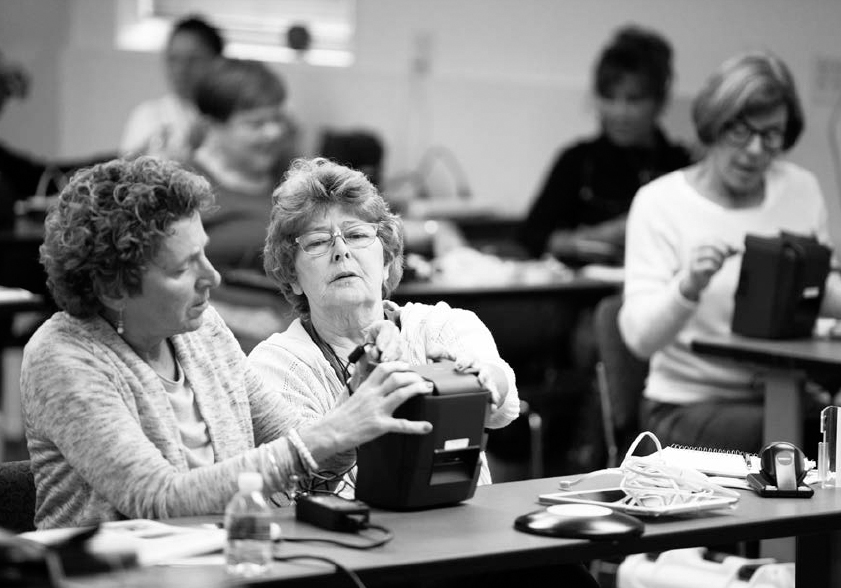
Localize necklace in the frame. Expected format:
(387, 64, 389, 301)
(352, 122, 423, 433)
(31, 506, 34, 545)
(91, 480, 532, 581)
(302, 319, 352, 385)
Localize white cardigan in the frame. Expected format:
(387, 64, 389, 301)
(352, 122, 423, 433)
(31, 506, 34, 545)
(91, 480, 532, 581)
(248, 300, 521, 485)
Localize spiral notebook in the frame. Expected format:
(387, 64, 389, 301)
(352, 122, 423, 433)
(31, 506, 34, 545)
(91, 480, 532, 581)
(658, 445, 761, 478)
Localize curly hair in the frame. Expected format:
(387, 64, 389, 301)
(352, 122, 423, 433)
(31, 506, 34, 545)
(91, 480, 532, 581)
(263, 157, 404, 317)
(692, 51, 804, 150)
(41, 157, 214, 317)
(594, 24, 674, 106)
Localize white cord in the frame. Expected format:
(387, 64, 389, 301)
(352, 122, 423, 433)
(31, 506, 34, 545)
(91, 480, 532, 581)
(618, 432, 740, 508)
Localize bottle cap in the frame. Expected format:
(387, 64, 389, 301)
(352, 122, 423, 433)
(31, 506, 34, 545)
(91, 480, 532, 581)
(238, 472, 263, 492)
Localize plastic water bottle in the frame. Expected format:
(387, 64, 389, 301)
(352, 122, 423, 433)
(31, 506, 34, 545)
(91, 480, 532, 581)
(225, 472, 273, 577)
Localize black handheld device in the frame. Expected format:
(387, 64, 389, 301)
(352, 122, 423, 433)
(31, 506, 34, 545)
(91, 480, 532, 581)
(732, 231, 830, 339)
(352, 349, 489, 510)
(295, 495, 370, 532)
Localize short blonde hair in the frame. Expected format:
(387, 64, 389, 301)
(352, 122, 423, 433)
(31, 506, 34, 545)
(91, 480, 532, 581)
(692, 51, 803, 150)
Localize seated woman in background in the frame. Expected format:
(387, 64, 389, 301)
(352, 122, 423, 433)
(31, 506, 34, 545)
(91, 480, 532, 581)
(186, 57, 298, 271)
(519, 24, 691, 266)
(619, 51, 841, 452)
(120, 15, 225, 160)
(248, 158, 521, 487)
(21, 157, 434, 530)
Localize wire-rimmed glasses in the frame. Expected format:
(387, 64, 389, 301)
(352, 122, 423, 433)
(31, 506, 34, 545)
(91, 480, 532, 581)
(295, 222, 380, 257)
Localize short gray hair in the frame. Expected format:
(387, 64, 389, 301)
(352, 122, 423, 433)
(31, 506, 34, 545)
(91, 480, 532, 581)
(263, 157, 404, 317)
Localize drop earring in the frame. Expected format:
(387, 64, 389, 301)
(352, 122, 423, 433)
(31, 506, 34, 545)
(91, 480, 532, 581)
(116, 308, 125, 335)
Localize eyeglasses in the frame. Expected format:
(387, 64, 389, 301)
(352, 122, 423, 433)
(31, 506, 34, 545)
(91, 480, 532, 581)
(722, 118, 785, 152)
(295, 222, 380, 257)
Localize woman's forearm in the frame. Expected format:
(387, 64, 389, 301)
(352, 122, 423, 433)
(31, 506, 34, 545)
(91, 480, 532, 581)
(620, 276, 697, 359)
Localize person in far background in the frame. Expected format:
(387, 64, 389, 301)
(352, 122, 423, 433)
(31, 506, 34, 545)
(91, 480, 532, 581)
(519, 24, 691, 266)
(620, 51, 841, 453)
(185, 57, 299, 272)
(120, 15, 224, 160)
(518, 25, 690, 472)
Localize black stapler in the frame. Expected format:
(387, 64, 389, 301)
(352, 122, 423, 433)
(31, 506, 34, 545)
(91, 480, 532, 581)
(746, 442, 813, 498)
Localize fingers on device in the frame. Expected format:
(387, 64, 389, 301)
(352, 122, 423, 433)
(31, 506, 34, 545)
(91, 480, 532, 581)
(746, 442, 813, 498)
(354, 358, 490, 510)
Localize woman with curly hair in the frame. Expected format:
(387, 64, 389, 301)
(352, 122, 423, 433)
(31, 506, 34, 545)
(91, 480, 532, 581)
(21, 156, 434, 530)
(249, 156, 595, 588)
(248, 157, 521, 487)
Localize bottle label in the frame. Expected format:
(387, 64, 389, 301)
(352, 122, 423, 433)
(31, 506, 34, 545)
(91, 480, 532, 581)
(228, 515, 272, 541)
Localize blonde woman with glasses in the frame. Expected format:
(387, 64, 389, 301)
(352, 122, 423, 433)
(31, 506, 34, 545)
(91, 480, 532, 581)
(619, 51, 841, 453)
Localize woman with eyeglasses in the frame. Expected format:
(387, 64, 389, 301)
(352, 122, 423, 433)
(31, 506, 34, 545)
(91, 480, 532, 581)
(618, 51, 841, 452)
(249, 158, 521, 489)
(247, 158, 605, 587)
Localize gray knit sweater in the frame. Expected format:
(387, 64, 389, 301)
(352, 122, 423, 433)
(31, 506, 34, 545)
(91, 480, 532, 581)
(21, 306, 326, 529)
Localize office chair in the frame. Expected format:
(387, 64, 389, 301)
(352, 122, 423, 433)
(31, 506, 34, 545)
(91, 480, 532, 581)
(485, 400, 544, 481)
(520, 399, 544, 479)
(593, 294, 649, 468)
(0, 459, 35, 532)
(318, 130, 384, 188)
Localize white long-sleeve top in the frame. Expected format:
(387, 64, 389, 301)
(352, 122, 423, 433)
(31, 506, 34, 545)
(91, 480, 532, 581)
(619, 161, 831, 405)
(120, 94, 199, 159)
(248, 301, 520, 485)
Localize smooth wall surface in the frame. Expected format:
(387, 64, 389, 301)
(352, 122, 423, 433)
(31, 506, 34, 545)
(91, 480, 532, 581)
(1, 0, 840, 240)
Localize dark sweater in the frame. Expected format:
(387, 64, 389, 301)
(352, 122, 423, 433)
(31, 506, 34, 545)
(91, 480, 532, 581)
(519, 130, 691, 259)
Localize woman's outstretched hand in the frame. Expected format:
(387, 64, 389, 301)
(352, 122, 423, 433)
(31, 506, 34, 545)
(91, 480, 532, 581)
(308, 361, 434, 460)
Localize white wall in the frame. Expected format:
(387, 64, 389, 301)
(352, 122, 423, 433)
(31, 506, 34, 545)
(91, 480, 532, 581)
(2, 0, 841, 237)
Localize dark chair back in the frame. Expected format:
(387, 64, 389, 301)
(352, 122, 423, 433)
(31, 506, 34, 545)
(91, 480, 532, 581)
(318, 130, 384, 188)
(593, 295, 649, 467)
(0, 460, 36, 532)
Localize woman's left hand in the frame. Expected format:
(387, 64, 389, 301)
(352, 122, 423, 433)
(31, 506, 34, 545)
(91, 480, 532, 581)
(427, 345, 507, 410)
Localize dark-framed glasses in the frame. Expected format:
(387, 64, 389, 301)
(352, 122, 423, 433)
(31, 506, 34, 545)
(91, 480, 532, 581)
(295, 222, 380, 256)
(722, 118, 785, 152)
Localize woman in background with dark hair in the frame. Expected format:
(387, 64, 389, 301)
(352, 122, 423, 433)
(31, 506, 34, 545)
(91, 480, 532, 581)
(121, 15, 225, 160)
(520, 24, 690, 265)
(186, 58, 299, 271)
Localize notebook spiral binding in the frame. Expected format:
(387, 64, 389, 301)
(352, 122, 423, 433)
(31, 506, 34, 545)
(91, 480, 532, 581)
(668, 444, 758, 459)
